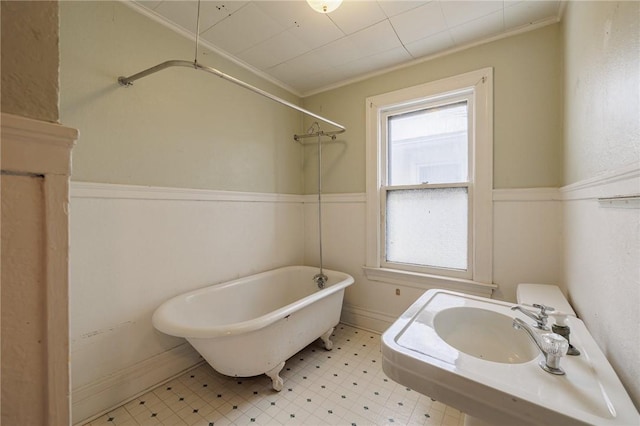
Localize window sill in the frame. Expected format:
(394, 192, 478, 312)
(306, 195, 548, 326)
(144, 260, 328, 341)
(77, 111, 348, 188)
(362, 266, 497, 298)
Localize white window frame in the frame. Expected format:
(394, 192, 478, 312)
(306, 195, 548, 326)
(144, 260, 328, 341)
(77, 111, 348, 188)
(364, 68, 494, 291)
(382, 91, 473, 278)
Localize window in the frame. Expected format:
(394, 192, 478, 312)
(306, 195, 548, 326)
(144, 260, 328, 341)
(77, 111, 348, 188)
(365, 68, 493, 287)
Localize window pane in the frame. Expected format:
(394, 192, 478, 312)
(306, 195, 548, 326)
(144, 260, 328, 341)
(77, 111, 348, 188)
(388, 101, 468, 186)
(386, 187, 468, 270)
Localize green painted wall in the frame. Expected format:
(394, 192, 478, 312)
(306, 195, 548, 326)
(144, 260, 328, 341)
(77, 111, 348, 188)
(60, 1, 304, 194)
(303, 24, 563, 193)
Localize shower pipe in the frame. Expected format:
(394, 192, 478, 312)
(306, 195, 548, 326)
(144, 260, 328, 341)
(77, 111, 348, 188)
(117, 60, 346, 136)
(306, 124, 332, 289)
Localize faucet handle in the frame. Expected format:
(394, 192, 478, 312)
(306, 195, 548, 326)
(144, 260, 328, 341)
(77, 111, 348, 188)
(541, 333, 569, 356)
(532, 303, 555, 317)
(539, 332, 569, 375)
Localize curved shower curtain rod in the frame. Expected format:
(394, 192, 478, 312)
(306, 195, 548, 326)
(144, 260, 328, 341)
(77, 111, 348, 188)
(118, 59, 346, 139)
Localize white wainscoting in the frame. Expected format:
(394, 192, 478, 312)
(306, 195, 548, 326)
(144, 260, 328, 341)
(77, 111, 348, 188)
(561, 162, 640, 406)
(304, 188, 563, 333)
(71, 183, 567, 421)
(491, 188, 563, 302)
(69, 182, 305, 424)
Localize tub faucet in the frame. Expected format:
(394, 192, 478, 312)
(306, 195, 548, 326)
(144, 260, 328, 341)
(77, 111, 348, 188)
(513, 318, 569, 375)
(511, 303, 553, 330)
(314, 273, 328, 289)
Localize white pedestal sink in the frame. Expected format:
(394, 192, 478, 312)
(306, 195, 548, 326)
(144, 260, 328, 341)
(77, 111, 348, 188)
(432, 306, 539, 364)
(381, 289, 639, 426)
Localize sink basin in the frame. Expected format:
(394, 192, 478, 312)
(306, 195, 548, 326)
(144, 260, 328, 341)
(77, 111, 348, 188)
(382, 289, 640, 426)
(433, 307, 538, 364)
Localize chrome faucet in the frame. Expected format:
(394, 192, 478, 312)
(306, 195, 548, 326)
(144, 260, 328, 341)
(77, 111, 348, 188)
(511, 303, 554, 330)
(313, 272, 328, 289)
(513, 318, 569, 375)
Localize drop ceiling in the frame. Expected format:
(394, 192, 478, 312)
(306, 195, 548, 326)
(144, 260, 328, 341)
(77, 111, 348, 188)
(130, 0, 563, 96)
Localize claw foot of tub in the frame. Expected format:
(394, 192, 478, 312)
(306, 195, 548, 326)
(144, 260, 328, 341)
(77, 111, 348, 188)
(320, 327, 335, 350)
(266, 361, 285, 391)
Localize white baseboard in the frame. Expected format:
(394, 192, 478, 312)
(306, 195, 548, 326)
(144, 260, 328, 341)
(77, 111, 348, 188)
(340, 304, 397, 334)
(72, 343, 202, 425)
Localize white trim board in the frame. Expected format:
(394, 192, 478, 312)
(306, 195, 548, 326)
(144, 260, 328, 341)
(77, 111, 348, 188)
(561, 162, 640, 201)
(70, 182, 368, 204)
(493, 188, 561, 202)
(72, 183, 576, 204)
(71, 181, 304, 203)
(303, 193, 366, 204)
(340, 304, 397, 334)
(72, 343, 203, 425)
(2, 113, 78, 426)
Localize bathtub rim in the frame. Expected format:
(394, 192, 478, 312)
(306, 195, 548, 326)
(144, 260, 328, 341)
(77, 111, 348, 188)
(152, 265, 354, 339)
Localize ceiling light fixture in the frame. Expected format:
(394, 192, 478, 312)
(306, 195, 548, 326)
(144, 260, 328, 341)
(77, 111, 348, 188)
(306, 0, 343, 14)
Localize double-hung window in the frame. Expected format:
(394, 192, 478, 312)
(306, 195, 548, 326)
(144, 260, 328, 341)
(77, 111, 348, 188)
(365, 68, 493, 288)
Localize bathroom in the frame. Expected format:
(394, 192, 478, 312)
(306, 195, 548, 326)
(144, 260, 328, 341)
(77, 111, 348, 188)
(1, 0, 638, 425)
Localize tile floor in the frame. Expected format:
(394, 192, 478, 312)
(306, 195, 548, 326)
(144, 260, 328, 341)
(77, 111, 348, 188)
(86, 324, 464, 426)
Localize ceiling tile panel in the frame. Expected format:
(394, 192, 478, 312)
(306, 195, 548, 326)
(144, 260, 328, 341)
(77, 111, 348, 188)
(286, 15, 345, 50)
(504, 1, 561, 29)
(267, 51, 333, 83)
(404, 30, 455, 59)
(390, 2, 448, 45)
(154, 1, 247, 34)
(252, 1, 321, 29)
(237, 31, 309, 70)
(327, 1, 387, 35)
(312, 36, 362, 64)
(449, 10, 505, 46)
(349, 20, 403, 56)
(377, 0, 429, 18)
(252, 1, 346, 52)
(440, 0, 504, 28)
(199, 3, 286, 54)
(339, 46, 412, 77)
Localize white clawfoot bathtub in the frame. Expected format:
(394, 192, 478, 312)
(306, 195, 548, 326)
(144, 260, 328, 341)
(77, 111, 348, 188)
(152, 266, 354, 390)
